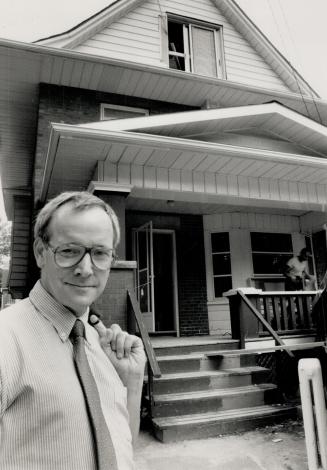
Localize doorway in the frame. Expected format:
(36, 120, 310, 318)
(133, 224, 179, 335)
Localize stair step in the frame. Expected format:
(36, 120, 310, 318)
(153, 339, 239, 356)
(151, 366, 269, 394)
(151, 383, 278, 417)
(157, 354, 203, 374)
(152, 404, 297, 442)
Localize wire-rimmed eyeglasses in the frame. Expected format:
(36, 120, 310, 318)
(46, 243, 116, 270)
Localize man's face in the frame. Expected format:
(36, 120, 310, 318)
(34, 204, 114, 316)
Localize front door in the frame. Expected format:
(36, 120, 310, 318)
(133, 224, 178, 334)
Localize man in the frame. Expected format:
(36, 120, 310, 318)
(284, 247, 316, 291)
(0, 191, 146, 469)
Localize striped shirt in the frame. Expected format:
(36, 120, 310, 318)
(0, 281, 134, 470)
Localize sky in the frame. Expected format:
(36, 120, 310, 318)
(0, 0, 327, 220)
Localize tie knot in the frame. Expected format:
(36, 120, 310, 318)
(71, 319, 86, 340)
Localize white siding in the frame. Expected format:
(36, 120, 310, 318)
(73, 0, 291, 93)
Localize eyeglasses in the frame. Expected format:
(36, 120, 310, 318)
(46, 243, 116, 270)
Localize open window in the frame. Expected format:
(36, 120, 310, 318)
(167, 15, 226, 79)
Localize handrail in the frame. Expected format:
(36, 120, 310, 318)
(237, 290, 295, 359)
(127, 289, 161, 378)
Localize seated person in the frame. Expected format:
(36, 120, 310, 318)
(284, 248, 316, 291)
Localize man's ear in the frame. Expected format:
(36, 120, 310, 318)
(33, 238, 46, 269)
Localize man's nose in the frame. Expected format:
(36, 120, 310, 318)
(74, 252, 94, 276)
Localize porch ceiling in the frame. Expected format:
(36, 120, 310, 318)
(40, 122, 327, 212)
(2, 38, 327, 218)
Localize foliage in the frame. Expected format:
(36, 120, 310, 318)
(0, 221, 11, 269)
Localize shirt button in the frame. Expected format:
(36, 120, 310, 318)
(60, 332, 67, 341)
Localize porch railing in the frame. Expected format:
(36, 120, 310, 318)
(127, 289, 161, 417)
(225, 288, 318, 350)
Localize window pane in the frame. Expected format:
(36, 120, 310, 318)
(213, 253, 231, 275)
(252, 253, 291, 275)
(251, 232, 293, 253)
(169, 55, 185, 71)
(168, 21, 185, 54)
(214, 276, 232, 297)
(211, 232, 230, 253)
(103, 108, 146, 120)
(191, 26, 217, 77)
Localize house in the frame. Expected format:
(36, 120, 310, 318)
(2, 0, 327, 338)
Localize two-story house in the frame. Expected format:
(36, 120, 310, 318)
(2, 0, 327, 338)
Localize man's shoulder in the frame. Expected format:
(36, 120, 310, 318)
(0, 298, 35, 329)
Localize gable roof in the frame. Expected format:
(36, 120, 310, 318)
(35, 0, 317, 98)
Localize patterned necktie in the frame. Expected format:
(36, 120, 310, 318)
(70, 319, 118, 470)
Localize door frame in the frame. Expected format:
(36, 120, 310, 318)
(153, 228, 180, 336)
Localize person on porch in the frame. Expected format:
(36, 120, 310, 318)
(0, 191, 146, 469)
(284, 247, 316, 291)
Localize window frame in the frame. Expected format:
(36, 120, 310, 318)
(250, 232, 293, 277)
(166, 14, 226, 79)
(211, 232, 232, 298)
(100, 103, 149, 121)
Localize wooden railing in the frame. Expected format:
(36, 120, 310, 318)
(127, 290, 161, 417)
(225, 288, 319, 349)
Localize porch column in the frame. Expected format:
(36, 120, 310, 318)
(88, 181, 132, 259)
(88, 182, 136, 330)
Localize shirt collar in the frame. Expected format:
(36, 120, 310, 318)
(29, 280, 88, 343)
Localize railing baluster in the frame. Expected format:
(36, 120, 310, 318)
(297, 296, 305, 329)
(281, 296, 288, 330)
(306, 295, 314, 328)
(273, 296, 282, 331)
(289, 296, 297, 329)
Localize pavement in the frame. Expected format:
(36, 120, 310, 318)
(134, 419, 308, 470)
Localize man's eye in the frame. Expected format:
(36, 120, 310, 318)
(59, 248, 81, 257)
(93, 249, 111, 258)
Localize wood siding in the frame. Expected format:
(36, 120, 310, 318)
(99, 161, 327, 210)
(8, 196, 32, 297)
(73, 0, 291, 93)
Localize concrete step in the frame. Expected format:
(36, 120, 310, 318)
(157, 353, 203, 374)
(152, 404, 298, 442)
(151, 383, 278, 417)
(151, 366, 269, 394)
(156, 351, 258, 374)
(153, 339, 239, 356)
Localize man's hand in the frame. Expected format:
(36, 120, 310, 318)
(89, 315, 146, 387)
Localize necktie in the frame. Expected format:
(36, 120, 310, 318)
(70, 319, 118, 470)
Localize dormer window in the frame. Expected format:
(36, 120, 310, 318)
(167, 16, 226, 79)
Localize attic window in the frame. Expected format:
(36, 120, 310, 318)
(100, 104, 149, 121)
(167, 16, 225, 79)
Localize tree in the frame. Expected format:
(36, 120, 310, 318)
(0, 221, 11, 269)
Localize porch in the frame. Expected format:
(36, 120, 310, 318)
(129, 288, 326, 442)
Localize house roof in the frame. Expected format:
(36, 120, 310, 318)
(38, 102, 327, 216)
(1, 38, 327, 219)
(35, 0, 316, 99)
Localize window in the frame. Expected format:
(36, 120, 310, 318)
(100, 104, 149, 121)
(167, 16, 225, 78)
(250, 232, 293, 275)
(211, 232, 232, 297)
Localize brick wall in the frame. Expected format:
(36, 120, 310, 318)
(34, 83, 196, 202)
(177, 215, 209, 336)
(93, 266, 135, 331)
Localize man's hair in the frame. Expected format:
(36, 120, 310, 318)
(300, 247, 311, 257)
(34, 191, 120, 249)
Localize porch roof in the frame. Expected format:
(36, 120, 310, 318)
(39, 107, 327, 215)
(2, 38, 327, 218)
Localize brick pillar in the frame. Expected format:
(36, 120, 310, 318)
(176, 214, 209, 336)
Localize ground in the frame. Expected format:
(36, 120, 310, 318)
(134, 420, 308, 470)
